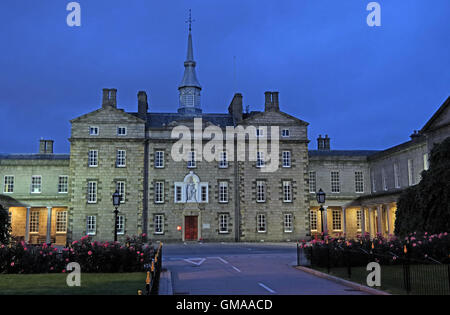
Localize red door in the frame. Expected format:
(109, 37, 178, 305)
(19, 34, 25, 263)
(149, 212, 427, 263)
(185, 216, 198, 241)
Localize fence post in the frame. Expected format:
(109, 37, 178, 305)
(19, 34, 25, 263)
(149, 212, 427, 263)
(403, 245, 411, 294)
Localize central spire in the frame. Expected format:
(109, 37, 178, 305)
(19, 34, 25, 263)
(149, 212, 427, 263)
(178, 9, 202, 115)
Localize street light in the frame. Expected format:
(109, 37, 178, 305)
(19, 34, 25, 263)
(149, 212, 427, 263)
(316, 188, 326, 239)
(112, 190, 121, 242)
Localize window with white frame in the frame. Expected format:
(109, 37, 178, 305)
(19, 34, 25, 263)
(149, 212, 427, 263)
(310, 210, 318, 231)
(175, 185, 183, 203)
(332, 209, 342, 231)
(3, 176, 14, 193)
(155, 151, 164, 168)
(31, 176, 42, 193)
(116, 215, 125, 235)
(219, 151, 228, 168)
(331, 171, 340, 193)
(219, 181, 228, 203)
(30, 211, 39, 233)
(201, 185, 208, 202)
(283, 181, 292, 202)
(256, 151, 265, 168)
(356, 210, 362, 231)
(154, 215, 164, 234)
(257, 214, 266, 232)
(282, 129, 290, 137)
(284, 213, 293, 232)
(394, 163, 400, 188)
(86, 216, 96, 235)
(188, 151, 196, 168)
(58, 176, 68, 193)
(116, 150, 126, 167)
(256, 181, 266, 202)
(355, 171, 364, 193)
(256, 128, 264, 138)
(87, 181, 97, 203)
(382, 168, 388, 191)
(116, 181, 126, 203)
(423, 153, 429, 171)
(117, 127, 127, 136)
(309, 171, 316, 193)
(155, 181, 164, 203)
(408, 159, 414, 186)
(282, 151, 291, 168)
(88, 150, 98, 167)
(89, 126, 99, 136)
(219, 214, 229, 233)
(56, 211, 67, 233)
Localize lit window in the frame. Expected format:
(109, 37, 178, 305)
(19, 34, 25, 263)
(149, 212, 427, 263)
(332, 210, 342, 231)
(155, 151, 164, 168)
(257, 214, 266, 233)
(219, 214, 229, 234)
(309, 172, 316, 193)
(30, 211, 39, 233)
(86, 216, 96, 235)
(116, 150, 126, 167)
(4, 176, 14, 193)
(31, 176, 42, 194)
(331, 171, 340, 193)
(117, 127, 127, 136)
(88, 150, 98, 167)
(56, 211, 67, 233)
(356, 210, 362, 231)
(58, 176, 68, 193)
(284, 213, 293, 233)
(283, 181, 292, 202)
(87, 181, 97, 203)
(355, 171, 364, 193)
(282, 151, 291, 168)
(310, 210, 318, 231)
(155, 181, 164, 203)
(155, 215, 164, 234)
(219, 181, 228, 203)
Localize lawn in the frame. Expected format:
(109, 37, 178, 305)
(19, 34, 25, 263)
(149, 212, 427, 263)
(0, 273, 148, 295)
(311, 264, 450, 295)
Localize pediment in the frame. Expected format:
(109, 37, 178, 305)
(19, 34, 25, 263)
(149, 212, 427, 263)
(240, 110, 309, 127)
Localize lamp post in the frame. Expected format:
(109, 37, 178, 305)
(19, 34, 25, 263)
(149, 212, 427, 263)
(316, 188, 326, 240)
(112, 190, 121, 242)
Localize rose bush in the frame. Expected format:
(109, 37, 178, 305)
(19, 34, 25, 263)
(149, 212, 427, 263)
(0, 234, 155, 274)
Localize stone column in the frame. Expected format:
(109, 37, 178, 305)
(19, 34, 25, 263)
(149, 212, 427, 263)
(342, 207, 347, 236)
(322, 206, 328, 236)
(377, 205, 383, 236)
(360, 207, 366, 236)
(46, 206, 52, 244)
(386, 204, 392, 236)
(368, 208, 373, 238)
(25, 207, 31, 243)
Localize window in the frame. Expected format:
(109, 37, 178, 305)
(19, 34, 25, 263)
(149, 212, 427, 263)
(219, 181, 228, 203)
(155, 151, 164, 168)
(257, 214, 266, 233)
(356, 210, 362, 231)
(256, 181, 266, 202)
(116, 181, 126, 203)
(56, 211, 67, 233)
(219, 214, 229, 234)
(309, 172, 316, 193)
(332, 210, 342, 231)
(355, 171, 364, 193)
(408, 159, 414, 186)
(282, 129, 290, 137)
(116, 215, 125, 235)
(89, 126, 99, 136)
(282, 151, 291, 168)
(219, 151, 228, 168)
(371, 170, 377, 192)
(3, 176, 14, 193)
(188, 151, 196, 168)
(117, 127, 127, 136)
(155, 181, 164, 203)
(310, 210, 318, 231)
(30, 211, 39, 233)
(283, 181, 292, 202)
(155, 215, 164, 234)
(116, 150, 126, 167)
(256, 128, 264, 138)
(175, 185, 183, 203)
(31, 176, 42, 194)
(256, 152, 265, 168)
(382, 168, 387, 191)
(394, 163, 400, 188)
(87, 181, 97, 203)
(58, 176, 68, 193)
(88, 150, 98, 167)
(423, 153, 429, 171)
(201, 185, 208, 202)
(87, 216, 96, 235)
(331, 171, 340, 193)
(284, 213, 293, 232)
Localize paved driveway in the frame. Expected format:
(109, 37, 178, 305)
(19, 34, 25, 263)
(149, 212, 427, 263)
(162, 242, 367, 295)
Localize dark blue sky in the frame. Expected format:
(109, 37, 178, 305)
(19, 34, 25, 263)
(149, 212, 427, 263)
(0, 0, 449, 154)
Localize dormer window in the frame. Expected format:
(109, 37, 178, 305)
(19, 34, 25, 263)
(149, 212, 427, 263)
(117, 127, 127, 136)
(89, 126, 99, 136)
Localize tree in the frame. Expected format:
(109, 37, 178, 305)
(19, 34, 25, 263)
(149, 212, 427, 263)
(0, 204, 11, 245)
(395, 137, 450, 235)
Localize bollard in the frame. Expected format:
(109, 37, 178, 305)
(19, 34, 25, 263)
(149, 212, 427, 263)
(146, 271, 151, 295)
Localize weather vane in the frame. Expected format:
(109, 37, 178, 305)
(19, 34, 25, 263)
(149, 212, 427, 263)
(186, 9, 195, 32)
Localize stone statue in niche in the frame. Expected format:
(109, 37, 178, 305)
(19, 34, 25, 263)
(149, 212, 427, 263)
(186, 172, 199, 202)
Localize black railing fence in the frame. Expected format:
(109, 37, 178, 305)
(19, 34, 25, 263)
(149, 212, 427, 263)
(143, 242, 163, 295)
(297, 243, 450, 295)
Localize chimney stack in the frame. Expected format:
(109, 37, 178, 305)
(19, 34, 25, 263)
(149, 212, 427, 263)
(228, 93, 243, 123)
(324, 135, 331, 150)
(317, 135, 324, 150)
(102, 88, 117, 108)
(138, 91, 149, 119)
(264, 91, 280, 112)
(39, 139, 54, 154)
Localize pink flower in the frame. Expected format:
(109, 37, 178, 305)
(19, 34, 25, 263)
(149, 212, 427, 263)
(412, 243, 417, 247)
(65, 258, 69, 262)
(140, 259, 144, 262)
(39, 251, 43, 255)
(88, 251, 92, 256)
(62, 269, 66, 273)
(140, 253, 144, 256)
(10, 262, 15, 267)
(24, 247, 28, 251)
(142, 233, 147, 237)
(72, 240, 78, 245)
(50, 267, 54, 271)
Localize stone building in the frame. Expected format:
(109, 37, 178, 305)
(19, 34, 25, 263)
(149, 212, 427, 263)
(1, 26, 449, 244)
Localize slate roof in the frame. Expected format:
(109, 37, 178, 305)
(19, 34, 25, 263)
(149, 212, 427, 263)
(308, 150, 379, 157)
(129, 112, 234, 128)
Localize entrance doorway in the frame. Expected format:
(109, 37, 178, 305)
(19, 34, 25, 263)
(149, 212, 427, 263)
(184, 216, 198, 241)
